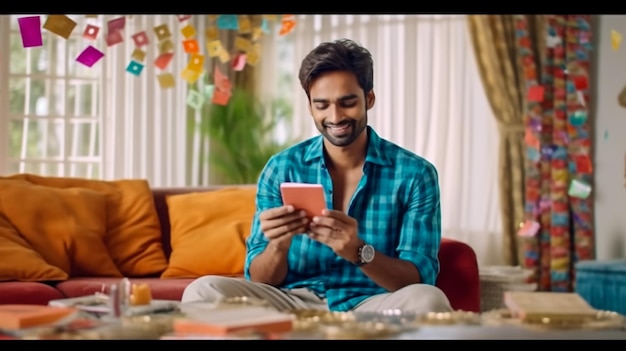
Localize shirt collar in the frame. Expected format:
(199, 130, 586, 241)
(303, 125, 393, 167)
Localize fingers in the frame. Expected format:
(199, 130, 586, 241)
(261, 210, 310, 239)
(310, 214, 349, 232)
(259, 205, 296, 221)
(265, 220, 309, 239)
(318, 209, 356, 224)
(261, 209, 306, 231)
(307, 225, 334, 241)
(321, 209, 348, 217)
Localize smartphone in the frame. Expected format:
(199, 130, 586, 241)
(279, 182, 327, 220)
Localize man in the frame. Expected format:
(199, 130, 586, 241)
(182, 38, 452, 314)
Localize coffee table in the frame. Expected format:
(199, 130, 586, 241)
(5, 301, 625, 340)
(393, 325, 626, 340)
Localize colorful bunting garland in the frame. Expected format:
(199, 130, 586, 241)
(15, 14, 297, 108)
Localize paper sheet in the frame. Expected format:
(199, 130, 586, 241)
(279, 17, 296, 36)
(105, 30, 123, 47)
(83, 24, 100, 41)
(181, 67, 202, 84)
(187, 54, 204, 72)
(154, 53, 173, 70)
(203, 84, 215, 99)
(232, 53, 246, 71)
(218, 50, 230, 64)
(216, 15, 238, 30)
(132, 31, 149, 47)
(158, 39, 174, 55)
(212, 89, 231, 106)
(126, 61, 144, 76)
(186, 90, 205, 110)
(154, 24, 172, 41)
(611, 30, 622, 51)
(107, 17, 126, 33)
(157, 73, 176, 89)
(517, 220, 540, 237)
(234, 36, 252, 52)
(252, 26, 264, 41)
(76, 45, 104, 68)
(18, 16, 43, 48)
(568, 179, 591, 199)
(237, 15, 251, 34)
(131, 48, 146, 63)
(43, 15, 77, 39)
(182, 39, 200, 54)
(205, 26, 219, 41)
(207, 40, 224, 58)
(181, 24, 196, 38)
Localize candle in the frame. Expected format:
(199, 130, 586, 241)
(130, 283, 152, 306)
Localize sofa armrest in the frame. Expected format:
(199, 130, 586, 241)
(436, 238, 480, 312)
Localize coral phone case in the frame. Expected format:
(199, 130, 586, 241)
(279, 182, 327, 220)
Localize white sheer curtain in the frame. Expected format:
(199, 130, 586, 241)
(100, 15, 189, 187)
(277, 14, 503, 266)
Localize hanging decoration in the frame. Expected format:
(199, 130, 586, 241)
(15, 14, 297, 109)
(516, 15, 594, 292)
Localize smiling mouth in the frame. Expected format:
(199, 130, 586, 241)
(326, 122, 353, 136)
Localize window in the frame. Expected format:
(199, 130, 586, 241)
(1, 15, 193, 186)
(3, 15, 103, 178)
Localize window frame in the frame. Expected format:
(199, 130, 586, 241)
(1, 14, 104, 178)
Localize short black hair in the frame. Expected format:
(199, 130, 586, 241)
(298, 38, 374, 99)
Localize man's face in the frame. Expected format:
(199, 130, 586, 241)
(308, 71, 375, 147)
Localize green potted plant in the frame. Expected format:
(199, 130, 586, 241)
(194, 87, 299, 185)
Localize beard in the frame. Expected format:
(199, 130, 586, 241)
(316, 112, 368, 147)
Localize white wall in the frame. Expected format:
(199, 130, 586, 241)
(592, 15, 626, 260)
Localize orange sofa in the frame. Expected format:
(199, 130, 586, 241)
(0, 182, 481, 312)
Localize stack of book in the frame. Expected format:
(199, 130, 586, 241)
(503, 291, 599, 324)
(0, 304, 104, 339)
(162, 304, 295, 339)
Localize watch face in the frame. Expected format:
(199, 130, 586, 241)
(361, 244, 375, 262)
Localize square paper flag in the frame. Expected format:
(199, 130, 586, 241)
(76, 46, 104, 67)
(157, 73, 175, 89)
(126, 61, 144, 76)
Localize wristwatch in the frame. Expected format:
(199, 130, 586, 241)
(355, 243, 375, 266)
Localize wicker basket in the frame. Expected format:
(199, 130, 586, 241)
(479, 266, 537, 312)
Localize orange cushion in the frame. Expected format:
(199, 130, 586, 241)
(0, 208, 68, 282)
(5, 174, 168, 277)
(0, 180, 121, 279)
(161, 187, 257, 278)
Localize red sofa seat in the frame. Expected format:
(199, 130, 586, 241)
(437, 238, 480, 312)
(0, 282, 64, 305)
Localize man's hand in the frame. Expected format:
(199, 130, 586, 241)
(308, 209, 363, 263)
(259, 205, 309, 251)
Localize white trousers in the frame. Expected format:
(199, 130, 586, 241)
(181, 276, 453, 313)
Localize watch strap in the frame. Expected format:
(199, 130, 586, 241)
(354, 243, 371, 266)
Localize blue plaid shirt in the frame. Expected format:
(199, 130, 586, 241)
(244, 126, 442, 311)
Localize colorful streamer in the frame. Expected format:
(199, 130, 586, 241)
(517, 15, 595, 292)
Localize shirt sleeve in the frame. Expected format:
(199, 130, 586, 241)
(244, 156, 284, 280)
(396, 161, 442, 286)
